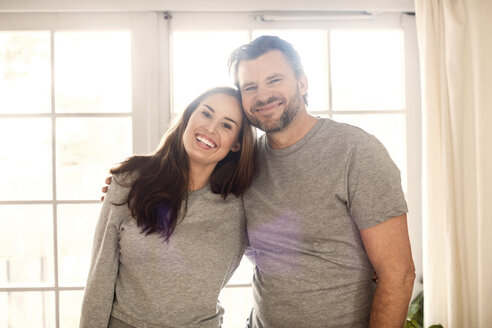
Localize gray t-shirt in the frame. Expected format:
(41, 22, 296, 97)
(244, 118, 408, 328)
(80, 173, 247, 328)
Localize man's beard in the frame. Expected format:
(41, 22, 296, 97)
(246, 88, 303, 133)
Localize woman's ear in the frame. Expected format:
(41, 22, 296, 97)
(230, 141, 241, 152)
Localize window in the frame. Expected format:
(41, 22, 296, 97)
(1, 10, 421, 328)
(330, 29, 407, 188)
(0, 13, 162, 327)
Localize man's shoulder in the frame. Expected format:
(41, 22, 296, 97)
(319, 118, 371, 140)
(318, 118, 386, 152)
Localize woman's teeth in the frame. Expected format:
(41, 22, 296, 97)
(196, 135, 216, 148)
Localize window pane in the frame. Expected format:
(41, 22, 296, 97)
(331, 30, 405, 110)
(172, 31, 249, 114)
(227, 256, 253, 285)
(0, 118, 52, 201)
(332, 113, 407, 191)
(60, 290, 84, 327)
(58, 204, 101, 286)
(0, 31, 51, 114)
(56, 117, 132, 200)
(253, 30, 329, 111)
(0, 205, 53, 286)
(0, 291, 55, 327)
(55, 31, 131, 113)
(219, 286, 253, 328)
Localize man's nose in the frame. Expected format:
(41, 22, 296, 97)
(255, 86, 273, 103)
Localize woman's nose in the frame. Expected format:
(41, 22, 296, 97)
(204, 120, 218, 133)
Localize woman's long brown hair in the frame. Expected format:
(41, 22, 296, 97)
(110, 87, 257, 241)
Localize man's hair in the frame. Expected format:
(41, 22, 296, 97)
(228, 35, 308, 105)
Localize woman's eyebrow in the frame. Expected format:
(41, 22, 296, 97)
(203, 104, 215, 112)
(203, 104, 238, 126)
(224, 117, 238, 126)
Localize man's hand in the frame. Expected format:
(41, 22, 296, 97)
(100, 176, 112, 201)
(372, 271, 379, 284)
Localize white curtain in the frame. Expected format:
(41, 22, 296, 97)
(415, 0, 492, 327)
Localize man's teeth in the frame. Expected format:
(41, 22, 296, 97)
(196, 135, 216, 148)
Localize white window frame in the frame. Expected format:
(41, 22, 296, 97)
(0, 12, 167, 327)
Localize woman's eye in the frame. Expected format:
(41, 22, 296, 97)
(221, 122, 232, 130)
(270, 78, 281, 84)
(201, 110, 212, 119)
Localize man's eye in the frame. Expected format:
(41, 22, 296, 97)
(244, 86, 256, 92)
(270, 78, 281, 84)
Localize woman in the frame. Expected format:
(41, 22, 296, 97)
(80, 87, 257, 328)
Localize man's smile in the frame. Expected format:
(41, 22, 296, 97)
(253, 99, 285, 113)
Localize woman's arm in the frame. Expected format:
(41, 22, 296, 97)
(80, 181, 123, 327)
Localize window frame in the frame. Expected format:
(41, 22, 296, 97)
(0, 12, 166, 327)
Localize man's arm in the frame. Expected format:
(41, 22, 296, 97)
(360, 213, 415, 328)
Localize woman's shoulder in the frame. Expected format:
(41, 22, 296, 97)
(105, 171, 137, 204)
(112, 170, 138, 185)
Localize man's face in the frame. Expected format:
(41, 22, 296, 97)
(237, 50, 307, 133)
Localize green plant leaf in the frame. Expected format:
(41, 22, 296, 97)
(404, 319, 420, 328)
(406, 291, 423, 325)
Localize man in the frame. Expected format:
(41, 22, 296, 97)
(229, 36, 415, 328)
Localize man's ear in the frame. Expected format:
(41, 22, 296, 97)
(230, 141, 241, 152)
(298, 73, 308, 97)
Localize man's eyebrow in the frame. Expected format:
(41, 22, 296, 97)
(203, 104, 238, 126)
(240, 73, 285, 88)
(267, 73, 284, 80)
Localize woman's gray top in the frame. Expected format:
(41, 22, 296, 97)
(80, 173, 247, 328)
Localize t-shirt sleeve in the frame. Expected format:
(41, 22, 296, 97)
(79, 179, 129, 327)
(346, 133, 408, 230)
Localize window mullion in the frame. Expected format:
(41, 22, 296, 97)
(50, 28, 60, 328)
(327, 29, 333, 118)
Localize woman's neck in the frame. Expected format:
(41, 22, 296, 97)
(188, 163, 214, 191)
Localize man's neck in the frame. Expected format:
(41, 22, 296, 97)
(266, 110, 319, 150)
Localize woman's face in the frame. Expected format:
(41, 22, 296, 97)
(183, 93, 243, 171)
